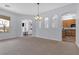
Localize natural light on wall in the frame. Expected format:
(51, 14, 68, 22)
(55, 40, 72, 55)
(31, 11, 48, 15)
(44, 17, 49, 29)
(52, 14, 58, 28)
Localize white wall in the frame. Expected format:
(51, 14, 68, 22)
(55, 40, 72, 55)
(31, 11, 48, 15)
(0, 3, 78, 45)
(76, 4, 79, 47)
(0, 7, 36, 40)
(35, 4, 77, 41)
(0, 8, 23, 40)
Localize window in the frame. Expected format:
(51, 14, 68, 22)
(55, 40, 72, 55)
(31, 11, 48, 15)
(44, 17, 49, 28)
(52, 15, 58, 28)
(0, 15, 10, 32)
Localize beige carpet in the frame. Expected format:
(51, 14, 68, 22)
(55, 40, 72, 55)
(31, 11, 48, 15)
(0, 36, 78, 55)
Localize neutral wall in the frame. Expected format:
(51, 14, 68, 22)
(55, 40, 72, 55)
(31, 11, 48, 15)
(0, 8, 23, 40)
(76, 4, 79, 47)
(35, 4, 76, 41)
(0, 4, 77, 44)
(0, 7, 37, 40)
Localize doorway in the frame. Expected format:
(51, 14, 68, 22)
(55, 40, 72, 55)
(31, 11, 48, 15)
(62, 14, 76, 43)
(21, 19, 32, 36)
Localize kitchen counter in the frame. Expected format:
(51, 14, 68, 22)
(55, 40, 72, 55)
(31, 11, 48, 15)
(63, 27, 76, 30)
(62, 27, 76, 37)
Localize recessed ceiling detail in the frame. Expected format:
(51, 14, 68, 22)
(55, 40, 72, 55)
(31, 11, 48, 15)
(0, 3, 71, 15)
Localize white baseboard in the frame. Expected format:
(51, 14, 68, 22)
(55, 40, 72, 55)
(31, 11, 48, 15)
(35, 35, 61, 41)
(0, 36, 19, 40)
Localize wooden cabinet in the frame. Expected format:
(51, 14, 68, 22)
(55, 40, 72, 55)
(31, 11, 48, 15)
(62, 29, 76, 37)
(62, 19, 76, 37)
(62, 19, 76, 42)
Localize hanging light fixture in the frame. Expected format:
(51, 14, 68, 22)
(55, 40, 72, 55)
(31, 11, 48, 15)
(34, 3, 43, 21)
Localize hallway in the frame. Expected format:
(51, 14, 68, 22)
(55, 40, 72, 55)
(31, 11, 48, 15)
(0, 36, 78, 55)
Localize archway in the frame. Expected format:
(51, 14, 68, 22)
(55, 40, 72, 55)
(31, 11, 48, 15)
(21, 19, 32, 36)
(62, 13, 76, 43)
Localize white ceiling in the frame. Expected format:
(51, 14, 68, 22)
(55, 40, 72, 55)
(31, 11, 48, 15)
(0, 3, 71, 15)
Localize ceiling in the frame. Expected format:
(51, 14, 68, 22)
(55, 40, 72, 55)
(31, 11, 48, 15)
(0, 3, 71, 15)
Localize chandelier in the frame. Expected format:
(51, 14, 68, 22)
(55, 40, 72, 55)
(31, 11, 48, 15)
(34, 3, 43, 21)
